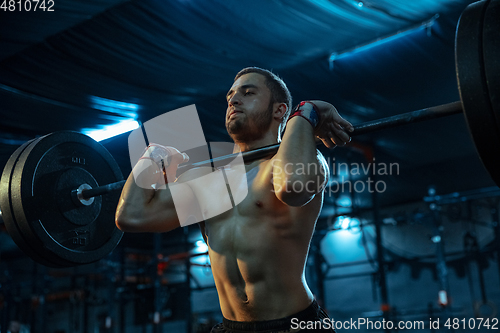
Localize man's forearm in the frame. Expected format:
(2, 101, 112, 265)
(272, 116, 326, 206)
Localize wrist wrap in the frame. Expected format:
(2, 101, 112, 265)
(288, 101, 319, 128)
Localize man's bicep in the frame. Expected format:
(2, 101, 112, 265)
(127, 181, 197, 233)
(164, 181, 203, 227)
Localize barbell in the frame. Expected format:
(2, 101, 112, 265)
(0, 0, 498, 268)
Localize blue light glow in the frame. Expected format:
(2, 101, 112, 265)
(82, 118, 140, 142)
(334, 216, 361, 231)
(329, 14, 439, 67)
(195, 240, 208, 252)
(336, 195, 352, 208)
(431, 235, 441, 243)
(334, 216, 351, 230)
(90, 96, 140, 114)
(83, 96, 141, 141)
(341, 217, 350, 230)
(321, 228, 365, 263)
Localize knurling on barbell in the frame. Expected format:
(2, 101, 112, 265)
(0, 0, 498, 267)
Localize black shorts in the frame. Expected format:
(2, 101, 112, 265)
(210, 300, 335, 333)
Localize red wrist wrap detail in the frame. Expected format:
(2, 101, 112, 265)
(288, 101, 320, 128)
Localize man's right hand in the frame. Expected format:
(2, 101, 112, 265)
(134, 144, 189, 189)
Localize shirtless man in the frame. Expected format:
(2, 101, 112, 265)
(116, 67, 353, 332)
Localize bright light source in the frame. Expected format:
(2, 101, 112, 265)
(83, 96, 141, 141)
(334, 216, 351, 230)
(357, 2, 363, 7)
(195, 240, 208, 252)
(334, 216, 361, 232)
(341, 217, 350, 230)
(82, 119, 140, 142)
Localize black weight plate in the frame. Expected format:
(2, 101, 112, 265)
(0, 138, 59, 267)
(57, 167, 102, 226)
(456, 0, 500, 187)
(483, 0, 500, 126)
(6, 136, 96, 268)
(9, 131, 124, 267)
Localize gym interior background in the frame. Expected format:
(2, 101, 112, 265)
(1, 0, 499, 332)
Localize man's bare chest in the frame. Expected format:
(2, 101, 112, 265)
(189, 160, 281, 218)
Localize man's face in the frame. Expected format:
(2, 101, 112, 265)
(225, 73, 274, 142)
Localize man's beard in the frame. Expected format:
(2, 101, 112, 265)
(226, 101, 274, 142)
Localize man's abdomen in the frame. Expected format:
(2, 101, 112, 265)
(206, 217, 314, 321)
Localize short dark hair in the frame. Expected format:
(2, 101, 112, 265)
(234, 67, 292, 134)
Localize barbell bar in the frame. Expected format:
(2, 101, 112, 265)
(0, 0, 498, 268)
(76, 100, 465, 201)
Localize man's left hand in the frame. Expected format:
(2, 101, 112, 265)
(309, 100, 353, 148)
